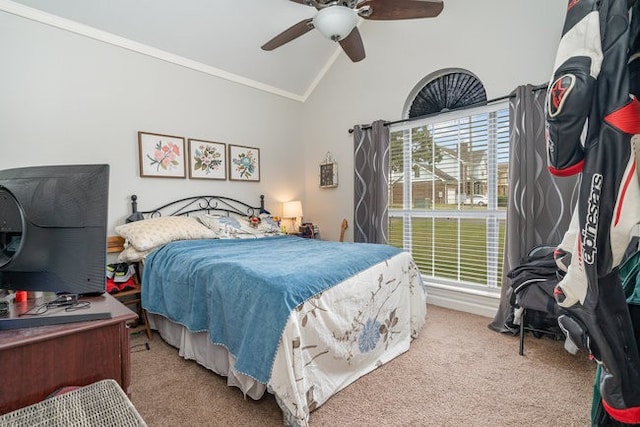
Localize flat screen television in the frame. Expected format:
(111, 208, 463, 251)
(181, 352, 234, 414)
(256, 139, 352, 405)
(0, 164, 109, 296)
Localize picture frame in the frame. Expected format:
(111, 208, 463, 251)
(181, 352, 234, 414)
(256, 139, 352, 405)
(228, 144, 260, 182)
(188, 139, 226, 180)
(319, 152, 338, 188)
(138, 131, 186, 178)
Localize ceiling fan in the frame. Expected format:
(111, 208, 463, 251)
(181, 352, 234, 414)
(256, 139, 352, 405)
(261, 0, 444, 62)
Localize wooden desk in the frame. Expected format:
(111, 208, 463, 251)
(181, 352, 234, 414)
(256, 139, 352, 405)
(0, 293, 137, 414)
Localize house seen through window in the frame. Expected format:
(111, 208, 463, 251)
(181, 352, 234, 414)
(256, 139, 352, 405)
(388, 71, 508, 290)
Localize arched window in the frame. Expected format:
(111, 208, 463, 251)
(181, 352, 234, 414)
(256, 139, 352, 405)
(390, 69, 508, 289)
(404, 69, 487, 118)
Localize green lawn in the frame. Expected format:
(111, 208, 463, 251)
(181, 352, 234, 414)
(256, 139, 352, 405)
(389, 216, 505, 286)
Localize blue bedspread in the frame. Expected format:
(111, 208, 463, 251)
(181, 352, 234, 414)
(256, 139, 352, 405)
(142, 235, 402, 383)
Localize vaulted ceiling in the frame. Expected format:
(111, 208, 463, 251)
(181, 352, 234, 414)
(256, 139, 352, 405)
(4, 0, 393, 101)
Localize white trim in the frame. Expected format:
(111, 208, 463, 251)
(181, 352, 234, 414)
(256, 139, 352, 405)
(301, 17, 363, 101)
(0, 0, 307, 102)
(425, 281, 500, 319)
(302, 46, 342, 101)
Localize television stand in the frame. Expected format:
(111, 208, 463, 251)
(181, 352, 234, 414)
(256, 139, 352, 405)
(0, 293, 137, 413)
(0, 295, 112, 329)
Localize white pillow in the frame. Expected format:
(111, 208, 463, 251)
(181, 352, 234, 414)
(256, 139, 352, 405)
(115, 216, 218, 251)
(117, 245, 153, 263)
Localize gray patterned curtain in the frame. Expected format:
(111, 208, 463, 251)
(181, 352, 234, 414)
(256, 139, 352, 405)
(353, 120, 390, 243)
(489, 84, 579, 332)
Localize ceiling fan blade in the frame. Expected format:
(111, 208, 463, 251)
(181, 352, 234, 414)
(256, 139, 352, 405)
(359, 0, 444, 20)
(261, 19, 314, 51)
(339, 27, 365, 62)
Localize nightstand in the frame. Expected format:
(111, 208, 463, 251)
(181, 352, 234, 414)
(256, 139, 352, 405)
(296, 223, 319, 239)
(107, 236, 152, 340)
(292, 232, 318, 239)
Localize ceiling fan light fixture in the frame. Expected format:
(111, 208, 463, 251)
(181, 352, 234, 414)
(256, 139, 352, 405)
(312, 6, 358, 42)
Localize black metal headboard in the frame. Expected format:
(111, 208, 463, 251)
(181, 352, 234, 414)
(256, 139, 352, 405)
(126, 194, 266, 223)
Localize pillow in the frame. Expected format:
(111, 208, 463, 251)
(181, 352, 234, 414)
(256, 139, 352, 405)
(117, 245, 153, 263)
(257, 214, 281, 234)
(115, 216, 218, 251)
(198, 214, 256, 237)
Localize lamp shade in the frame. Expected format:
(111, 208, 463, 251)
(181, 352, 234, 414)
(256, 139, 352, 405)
(312, 6, 358, 41)
(282, 200, 303, 218)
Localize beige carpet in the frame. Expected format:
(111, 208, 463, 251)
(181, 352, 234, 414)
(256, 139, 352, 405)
(128, 305, 596, 426)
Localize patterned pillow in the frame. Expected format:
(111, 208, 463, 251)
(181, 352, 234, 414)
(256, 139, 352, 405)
(257, 214, 281, 233)
(115, 216, 218, 251)
(198, 214, 256, 237)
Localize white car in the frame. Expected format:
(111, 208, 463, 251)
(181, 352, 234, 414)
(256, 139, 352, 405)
(464, 194, 488, 206)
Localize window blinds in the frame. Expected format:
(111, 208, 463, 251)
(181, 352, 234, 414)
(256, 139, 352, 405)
(388, 101, 509, 289)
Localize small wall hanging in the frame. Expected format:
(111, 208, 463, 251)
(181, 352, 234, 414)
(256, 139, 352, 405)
(319, 152, 338, 188)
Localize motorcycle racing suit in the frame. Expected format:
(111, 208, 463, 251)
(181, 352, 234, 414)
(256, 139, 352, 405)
(545, 0, 640, 423)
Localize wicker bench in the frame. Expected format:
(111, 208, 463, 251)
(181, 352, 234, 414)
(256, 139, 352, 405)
(0, 379, 146, 426)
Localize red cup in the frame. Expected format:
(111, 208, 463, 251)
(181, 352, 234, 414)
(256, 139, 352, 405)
(15, 291, 27, 303)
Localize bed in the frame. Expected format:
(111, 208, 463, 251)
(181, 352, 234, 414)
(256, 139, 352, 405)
(115, 195, 427, 426)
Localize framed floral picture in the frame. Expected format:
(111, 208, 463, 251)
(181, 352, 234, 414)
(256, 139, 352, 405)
(138, 131, 186, 178)
(188, 139, 226, 180)
(228, 144, 260, 182)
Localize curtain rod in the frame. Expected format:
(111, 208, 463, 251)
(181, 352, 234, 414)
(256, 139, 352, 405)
(347, 83, 548, 134)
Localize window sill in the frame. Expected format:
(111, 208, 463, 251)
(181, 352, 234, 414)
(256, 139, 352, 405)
(424, 280, 500, 319)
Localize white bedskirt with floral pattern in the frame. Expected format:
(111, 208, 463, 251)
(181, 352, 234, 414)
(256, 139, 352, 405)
(148, 251, 427, 426)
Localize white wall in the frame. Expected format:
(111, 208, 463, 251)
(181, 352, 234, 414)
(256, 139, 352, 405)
(1, 1, 568, 242)
(301, 0, 567, 241)
(0, 11, 305, 234)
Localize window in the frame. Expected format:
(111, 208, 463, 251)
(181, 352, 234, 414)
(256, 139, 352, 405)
(388, 101, 509, 290)
(405, 70, 487, 118)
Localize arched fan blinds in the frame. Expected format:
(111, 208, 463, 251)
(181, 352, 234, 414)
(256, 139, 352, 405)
(407, 71, 487, 118)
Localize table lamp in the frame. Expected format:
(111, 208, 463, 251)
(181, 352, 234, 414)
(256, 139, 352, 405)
(282, 200, 303, 233)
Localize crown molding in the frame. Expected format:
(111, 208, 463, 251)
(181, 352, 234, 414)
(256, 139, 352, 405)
(0, 0, 308, 102)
